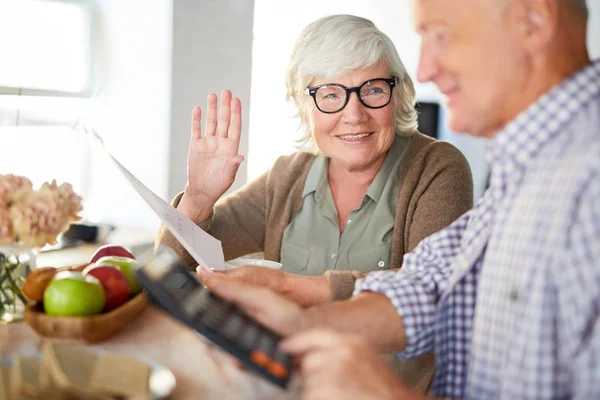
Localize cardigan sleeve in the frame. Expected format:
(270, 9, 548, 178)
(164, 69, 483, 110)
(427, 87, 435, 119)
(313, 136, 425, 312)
(404, 141, 473, 251)
(155, 171, 270, 270)
(326, 141, 473, 300)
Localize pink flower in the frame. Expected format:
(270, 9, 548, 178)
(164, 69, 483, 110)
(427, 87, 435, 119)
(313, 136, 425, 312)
(39, 180, 83, 221)
(0, 175, 83, 248)
(0, 174, 33, 207)
(10, 191, 63, 247)
(0, 206, 15, 245)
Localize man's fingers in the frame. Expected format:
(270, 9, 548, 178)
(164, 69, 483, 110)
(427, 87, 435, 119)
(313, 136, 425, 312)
(280, 329, 347, 355)
(191, 106, 202, 140)
(210, 280, 293, 322)
(205, 93, 218, 136)
(216, 89, 232, 138)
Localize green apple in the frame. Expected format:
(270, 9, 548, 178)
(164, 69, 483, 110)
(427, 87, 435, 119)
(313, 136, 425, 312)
(44, 271, 106, 316)
(95, 256, 142, 294)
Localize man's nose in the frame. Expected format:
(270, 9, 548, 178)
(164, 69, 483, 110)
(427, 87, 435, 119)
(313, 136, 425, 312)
(416, 44, 439, 83)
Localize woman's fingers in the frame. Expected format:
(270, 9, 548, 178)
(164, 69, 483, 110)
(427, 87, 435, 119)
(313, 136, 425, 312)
(228, 97, 242, 147)
(204, 93, 218, 136)
(191, 106, 202, 140)
(216, 89, 232, 138)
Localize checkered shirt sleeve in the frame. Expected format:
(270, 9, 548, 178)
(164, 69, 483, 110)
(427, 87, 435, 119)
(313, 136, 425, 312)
(353, 211, 471, 358)
(559, 161, 600, 399)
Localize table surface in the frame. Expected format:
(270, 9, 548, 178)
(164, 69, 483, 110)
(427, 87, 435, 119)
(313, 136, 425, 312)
(1, 307, 291, 399)
(3, 230, 297, 399)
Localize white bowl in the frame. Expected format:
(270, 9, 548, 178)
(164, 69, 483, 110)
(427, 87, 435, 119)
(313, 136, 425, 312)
(225, 258, 282, 270)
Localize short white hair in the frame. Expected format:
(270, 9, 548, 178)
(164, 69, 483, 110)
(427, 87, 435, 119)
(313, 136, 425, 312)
(286, 14, 418, 149)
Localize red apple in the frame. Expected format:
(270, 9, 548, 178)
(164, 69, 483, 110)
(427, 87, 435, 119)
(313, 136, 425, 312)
(83, 264, 131, 311)
(90, 244, 135, 263)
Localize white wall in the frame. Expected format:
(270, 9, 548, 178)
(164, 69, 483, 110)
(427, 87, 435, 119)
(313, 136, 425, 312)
(588, 1, 600, 57)
(167, 0, 254, 200)
(83, 0, 173, 229)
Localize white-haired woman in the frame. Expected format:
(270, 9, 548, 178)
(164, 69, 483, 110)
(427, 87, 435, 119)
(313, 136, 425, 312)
(159, 12, 472, 310)
(157, 14, 472, 391)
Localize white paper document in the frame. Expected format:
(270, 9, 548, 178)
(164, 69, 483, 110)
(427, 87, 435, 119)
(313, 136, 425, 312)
(85, 128, 226, 271)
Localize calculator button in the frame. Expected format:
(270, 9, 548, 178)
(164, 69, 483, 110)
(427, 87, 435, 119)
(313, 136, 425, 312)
(268, 362, 288, 379)
(250, 350, 270, 368)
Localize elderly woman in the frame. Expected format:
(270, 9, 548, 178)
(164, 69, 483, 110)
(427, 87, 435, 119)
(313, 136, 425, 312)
(157, 14, 471, 393)
(158, 14, 472, 302)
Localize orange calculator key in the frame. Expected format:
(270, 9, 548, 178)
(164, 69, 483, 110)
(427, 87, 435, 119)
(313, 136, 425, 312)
(268, 361, 288, 379)
(250, 350, 270, 368)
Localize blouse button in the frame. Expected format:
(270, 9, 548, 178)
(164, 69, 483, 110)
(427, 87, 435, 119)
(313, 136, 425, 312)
(331, 253, 337, 260)
(378, 260, 385, 268)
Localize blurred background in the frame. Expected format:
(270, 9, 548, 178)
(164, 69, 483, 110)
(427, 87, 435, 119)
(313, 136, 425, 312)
(1, 0, 599, 233)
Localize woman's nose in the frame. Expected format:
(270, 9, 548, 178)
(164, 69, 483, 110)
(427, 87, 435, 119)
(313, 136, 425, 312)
(341, 92, 367, 122)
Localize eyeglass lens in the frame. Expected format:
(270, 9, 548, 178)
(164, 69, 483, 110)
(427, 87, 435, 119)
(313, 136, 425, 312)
(314, 79, 393, 113)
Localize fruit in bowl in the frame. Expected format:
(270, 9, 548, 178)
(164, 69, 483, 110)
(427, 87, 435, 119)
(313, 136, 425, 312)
(22, 243, 149, 343)
(89, 244, 136, 263)
(83, 264, 131, 311)
(43, 271, 106, 316)
(94, 256, 142, 295)
(21, 267, 59, 302)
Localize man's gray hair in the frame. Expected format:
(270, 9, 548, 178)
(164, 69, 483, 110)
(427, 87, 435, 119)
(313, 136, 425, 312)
(285, 14, 418, 149)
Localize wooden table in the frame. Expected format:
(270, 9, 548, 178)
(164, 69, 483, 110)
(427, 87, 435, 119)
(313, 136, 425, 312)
(0, 306, 293, 399)
(3, 229, 297, 399)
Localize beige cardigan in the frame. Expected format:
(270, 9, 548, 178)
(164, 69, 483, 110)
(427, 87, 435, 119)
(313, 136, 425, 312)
(157, 132, 473, 299)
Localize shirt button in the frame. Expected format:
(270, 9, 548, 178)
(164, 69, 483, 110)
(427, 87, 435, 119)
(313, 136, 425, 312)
(378, 260, 385, 268)
(347, 219, 352, 224)
(331, 253, 337, 260)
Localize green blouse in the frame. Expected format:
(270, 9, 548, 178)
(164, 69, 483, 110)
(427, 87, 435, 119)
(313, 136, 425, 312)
(280, 135, 409, 276)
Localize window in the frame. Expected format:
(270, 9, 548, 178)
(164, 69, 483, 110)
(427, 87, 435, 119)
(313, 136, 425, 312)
(0, 0, 93, 97)
(0, 0, 94, 195)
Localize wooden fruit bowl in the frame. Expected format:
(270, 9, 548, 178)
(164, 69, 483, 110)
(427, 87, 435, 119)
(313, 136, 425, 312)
(23, 263, 149, 344)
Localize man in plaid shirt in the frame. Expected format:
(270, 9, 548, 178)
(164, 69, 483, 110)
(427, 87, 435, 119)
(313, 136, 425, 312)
(208, 0, 598, 398)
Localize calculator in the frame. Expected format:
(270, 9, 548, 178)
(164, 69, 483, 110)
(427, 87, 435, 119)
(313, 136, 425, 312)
(135, 246, 293, 388)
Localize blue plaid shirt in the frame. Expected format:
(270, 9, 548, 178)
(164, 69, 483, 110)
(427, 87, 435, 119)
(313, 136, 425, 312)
(355, 60, 600, 399)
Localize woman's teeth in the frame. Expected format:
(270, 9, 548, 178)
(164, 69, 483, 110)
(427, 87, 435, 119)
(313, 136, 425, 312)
(338, 133, 372, 141)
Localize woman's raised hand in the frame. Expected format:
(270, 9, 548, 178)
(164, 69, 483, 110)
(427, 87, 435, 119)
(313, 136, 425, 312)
(179, 90, 244, 221)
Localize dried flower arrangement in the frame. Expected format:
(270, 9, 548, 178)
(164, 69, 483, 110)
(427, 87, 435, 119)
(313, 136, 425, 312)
(0, 174, 83, 321)
(0, 174, 83, 248)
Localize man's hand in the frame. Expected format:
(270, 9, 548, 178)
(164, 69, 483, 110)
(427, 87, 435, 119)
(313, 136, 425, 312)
(281, 329, 426, 400)
(197, 266, 332, 307)
(208, 280, 308, 336)
(206, 274, 408, 352)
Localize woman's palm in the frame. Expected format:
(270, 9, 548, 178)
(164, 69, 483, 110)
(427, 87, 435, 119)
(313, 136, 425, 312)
(186, 90, 244, 205)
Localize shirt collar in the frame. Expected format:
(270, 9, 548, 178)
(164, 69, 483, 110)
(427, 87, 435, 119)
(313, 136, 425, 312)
(302, 153, 326, 198)
(487, 59, 600, 171)
(365, 135, 408, 203)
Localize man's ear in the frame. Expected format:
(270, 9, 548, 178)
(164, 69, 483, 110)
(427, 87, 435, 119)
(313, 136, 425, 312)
(521, 0, 559, 53)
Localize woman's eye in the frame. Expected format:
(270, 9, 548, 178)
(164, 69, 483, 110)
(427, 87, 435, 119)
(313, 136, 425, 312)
(322, 93, 340, 101)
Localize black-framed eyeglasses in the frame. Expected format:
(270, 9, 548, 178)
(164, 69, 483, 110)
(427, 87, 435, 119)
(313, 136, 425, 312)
(306, 77, 396, 114)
